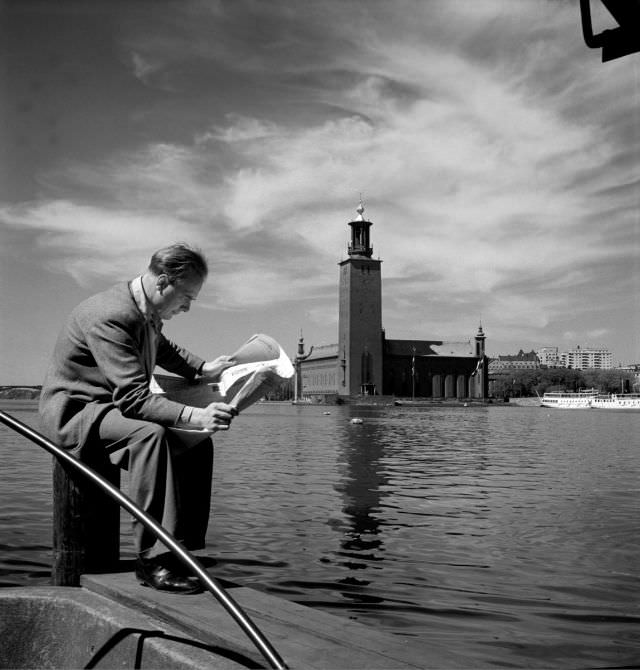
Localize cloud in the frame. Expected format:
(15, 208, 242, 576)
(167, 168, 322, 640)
(0, 199, 207, 285)
(130, 51, 157, 84)
(196, 115, 280, 144)
(2, 0, 638, 360)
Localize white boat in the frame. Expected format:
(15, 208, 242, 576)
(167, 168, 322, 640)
(539, 389, 598, 409)
(591, 393, 640, 410)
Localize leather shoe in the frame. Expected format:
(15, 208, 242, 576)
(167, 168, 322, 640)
(135, 557, 203, 594)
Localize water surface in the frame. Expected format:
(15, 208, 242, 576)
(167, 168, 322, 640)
(1, 400, 638, 668)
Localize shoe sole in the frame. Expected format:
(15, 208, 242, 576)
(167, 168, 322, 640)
(137, 577, 203, 595)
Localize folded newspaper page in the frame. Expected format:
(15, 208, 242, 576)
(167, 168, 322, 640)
(219, 333, 295, 412)
(151, 334, 294, 445)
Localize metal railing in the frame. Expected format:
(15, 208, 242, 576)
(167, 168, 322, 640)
(0, 410, 288, 670)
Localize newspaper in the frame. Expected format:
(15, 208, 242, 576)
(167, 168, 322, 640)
(151, 334, 294, 445)
(217, 334, 294, 412)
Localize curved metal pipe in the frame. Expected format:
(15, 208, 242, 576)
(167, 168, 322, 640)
(0, 410, 288, 670)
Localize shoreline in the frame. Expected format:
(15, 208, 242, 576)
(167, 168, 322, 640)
(0, 397, 543, 411)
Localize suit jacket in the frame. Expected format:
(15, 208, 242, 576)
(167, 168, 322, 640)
(39, 281, 205, 452)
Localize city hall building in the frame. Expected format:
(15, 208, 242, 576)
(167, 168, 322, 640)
(296, 203, 488, 401)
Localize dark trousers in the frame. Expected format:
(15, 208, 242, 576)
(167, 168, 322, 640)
(97, 408, 213, 559)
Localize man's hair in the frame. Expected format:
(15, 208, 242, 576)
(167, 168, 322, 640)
(148, 243, 208, 283)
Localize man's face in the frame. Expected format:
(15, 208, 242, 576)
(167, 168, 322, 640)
(156, 274, 204, 320)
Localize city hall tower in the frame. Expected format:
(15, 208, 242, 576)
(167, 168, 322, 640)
(338, 201, 383, 395)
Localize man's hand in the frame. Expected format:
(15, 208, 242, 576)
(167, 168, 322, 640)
(200, 355, 236, 380)
(190, 402, 236, 432)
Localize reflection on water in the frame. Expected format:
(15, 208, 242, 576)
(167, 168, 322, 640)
(1, 401, 639, 668)
(335, 416, 387, 575)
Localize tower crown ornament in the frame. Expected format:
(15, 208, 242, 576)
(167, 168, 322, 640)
(347, 199, 373, 258)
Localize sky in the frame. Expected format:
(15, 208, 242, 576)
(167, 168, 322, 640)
(1, 0, 638, 385)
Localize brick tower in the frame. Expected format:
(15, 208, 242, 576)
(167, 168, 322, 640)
(337, 202, 383, 396)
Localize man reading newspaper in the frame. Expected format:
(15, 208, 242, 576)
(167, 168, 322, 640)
(40, 244, 237, 594)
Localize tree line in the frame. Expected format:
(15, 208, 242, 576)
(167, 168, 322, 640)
(490, 368, 638, 398)
(263, 378, 295, 401)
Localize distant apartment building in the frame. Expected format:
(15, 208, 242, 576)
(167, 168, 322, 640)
(489, 345, 617, 373)
(560, 345, 612, 370)
(537, 346, 560, 367)
(489, 350, 540, 372)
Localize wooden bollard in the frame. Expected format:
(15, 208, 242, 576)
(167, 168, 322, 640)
(52, 456, 121, 586)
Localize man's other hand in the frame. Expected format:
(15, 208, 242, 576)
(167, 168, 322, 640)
(200, 356, 236, 380)
(191, 402, 236, 431)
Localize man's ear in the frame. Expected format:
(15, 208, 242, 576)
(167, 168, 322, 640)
(156, 274, 171, 294)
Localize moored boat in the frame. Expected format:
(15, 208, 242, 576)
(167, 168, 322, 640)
(539, 389, 598, 409)
(591, 393, 640, 410)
